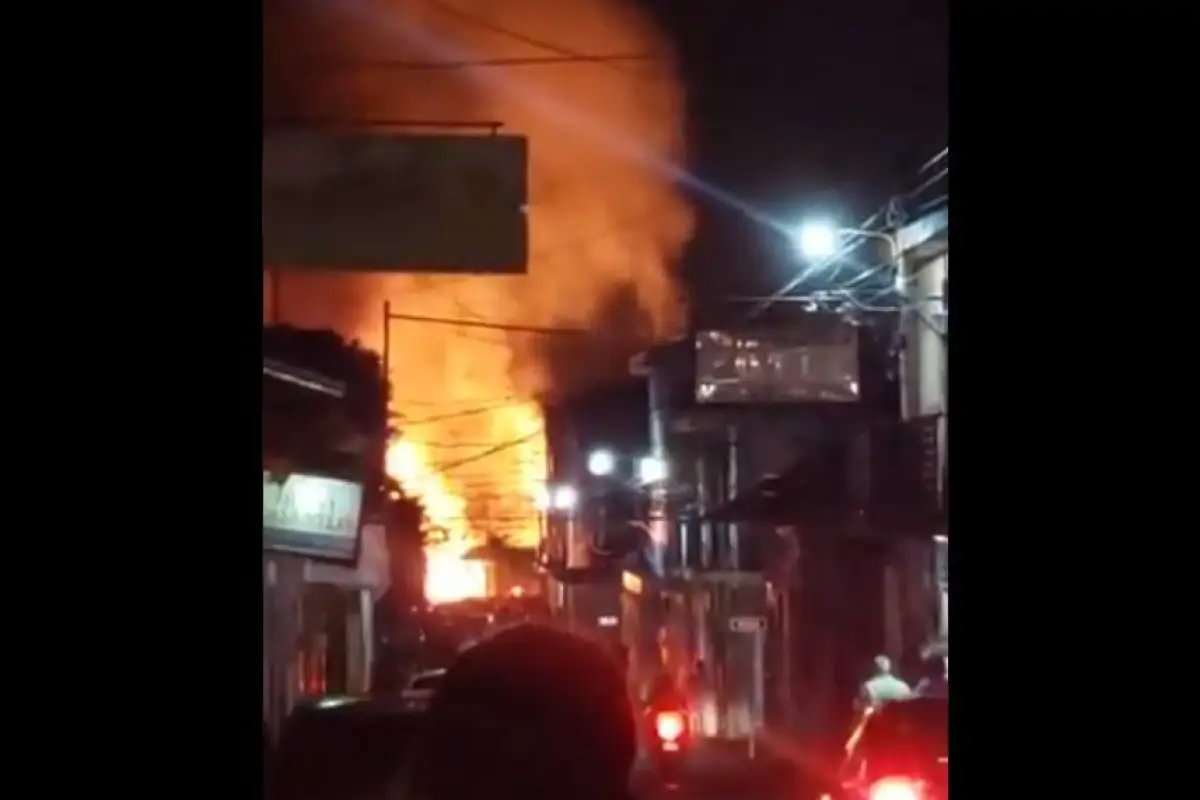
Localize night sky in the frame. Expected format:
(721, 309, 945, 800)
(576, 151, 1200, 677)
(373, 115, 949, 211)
(643, 0, 947, 304)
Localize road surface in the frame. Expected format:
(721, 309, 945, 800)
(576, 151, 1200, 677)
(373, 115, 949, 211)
(630, 741, 809, 800)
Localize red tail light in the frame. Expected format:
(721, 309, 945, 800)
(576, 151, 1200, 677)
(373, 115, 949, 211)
(869, 778, 920, 800)
(654, 711, 685, 742)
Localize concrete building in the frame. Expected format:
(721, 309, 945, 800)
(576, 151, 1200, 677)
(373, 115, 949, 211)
(537, 379, 647, 650)
(896, 206, 949, 643)
(617, 238, 949, 740)
(262, 353, 389, 737)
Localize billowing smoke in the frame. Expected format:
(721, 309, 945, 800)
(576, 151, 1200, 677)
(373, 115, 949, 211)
(264, 0, 691, 561)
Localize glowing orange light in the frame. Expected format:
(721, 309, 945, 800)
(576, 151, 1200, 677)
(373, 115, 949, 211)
(384, 402, 546, 605)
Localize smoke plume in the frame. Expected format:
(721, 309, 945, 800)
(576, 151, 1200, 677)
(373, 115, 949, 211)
(264, 0, 692, 551)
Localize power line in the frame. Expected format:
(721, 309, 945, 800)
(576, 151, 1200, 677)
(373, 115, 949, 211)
(920, 149, 948, 174)
(748, 149, 948, 319)
(402, 440, 531, 449)
(393, 395, 524, 406)
(428, 0, 646, 76)
(323, 0, 794, 244)
(285, 54, 654, 73)
(436, 431, 545, 473)
(397, 400, 531, 426)
(387, 310, 590, 337)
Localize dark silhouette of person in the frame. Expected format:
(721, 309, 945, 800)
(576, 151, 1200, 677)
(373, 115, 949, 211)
(645, 671, 687, 711)
(402, 624, 637, 800)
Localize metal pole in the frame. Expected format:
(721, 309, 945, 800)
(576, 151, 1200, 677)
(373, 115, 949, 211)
(382, 300, 391, 394)
(727, 425, 740, 571)
(780, 583, 794, 727)
(750, 625, 764, 759)
(893, 241, 915, 421)
(646, 369, 668, 576)
(360, 588, 374, 694)
(697, 453, 712, 569)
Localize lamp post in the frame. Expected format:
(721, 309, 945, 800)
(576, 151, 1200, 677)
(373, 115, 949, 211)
(793, 219, 917, 416)
(587, 449, 616, 478)
(792, 219, 903, 279)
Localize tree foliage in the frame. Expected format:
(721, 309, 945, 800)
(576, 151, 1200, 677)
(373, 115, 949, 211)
(263, 324, 429, 603)
(262, 325, 389, 483)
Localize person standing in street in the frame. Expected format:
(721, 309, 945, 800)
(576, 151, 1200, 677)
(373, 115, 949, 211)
(857, 655, 913, 709)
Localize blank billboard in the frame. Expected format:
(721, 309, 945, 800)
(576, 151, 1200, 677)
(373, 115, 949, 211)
(694, 321, 860, 404)
(262, 132, 528, 273)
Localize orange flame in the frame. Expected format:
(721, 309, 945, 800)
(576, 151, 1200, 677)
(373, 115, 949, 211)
(385, 401, 546, 603)
(265, 0, 691, 604)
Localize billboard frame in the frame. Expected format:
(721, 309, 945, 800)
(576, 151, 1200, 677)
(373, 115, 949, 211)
(692, 320, 863, 407)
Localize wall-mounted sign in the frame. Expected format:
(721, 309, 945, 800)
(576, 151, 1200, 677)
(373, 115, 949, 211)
(729, 615, 766, 633)
(262, 471, 364, 563)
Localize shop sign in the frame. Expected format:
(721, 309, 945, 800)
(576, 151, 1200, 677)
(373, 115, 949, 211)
(263, 471, 364, 563)
(729, 615, 766, 633)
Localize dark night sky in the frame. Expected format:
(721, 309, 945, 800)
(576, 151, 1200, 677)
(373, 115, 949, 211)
(642, 0, 947, 303)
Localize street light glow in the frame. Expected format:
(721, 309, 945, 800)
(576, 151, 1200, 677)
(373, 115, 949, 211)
(552, 484, 578, 510)
(637, 456, 668, 484)
(793, 220, 841, 260)
(587, 449, 616, 476)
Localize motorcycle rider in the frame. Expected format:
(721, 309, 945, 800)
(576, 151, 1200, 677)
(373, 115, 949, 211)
(645, 670, 688, 713)
(857, 655, 913, 709)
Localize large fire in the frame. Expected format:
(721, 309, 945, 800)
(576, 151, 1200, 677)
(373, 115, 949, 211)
(264, 0, 693, 603)
(385, 401, 546, 603)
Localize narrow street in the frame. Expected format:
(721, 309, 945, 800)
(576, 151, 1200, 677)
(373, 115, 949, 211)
(630, 741, 811, 800)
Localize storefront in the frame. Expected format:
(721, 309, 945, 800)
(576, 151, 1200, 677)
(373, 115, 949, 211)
(263, 471, 387, 737)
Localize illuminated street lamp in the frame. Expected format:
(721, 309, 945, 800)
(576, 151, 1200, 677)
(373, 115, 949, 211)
(551, 484, 578, 511)
(792, 219, 901, 271)
(587, 449, 616, 477)
(637, 456, 668, 484)
(793, 220, 841, 260)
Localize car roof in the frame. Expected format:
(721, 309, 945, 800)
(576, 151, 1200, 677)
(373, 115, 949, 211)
(290, 694, 424, 718)
(411, 668, 447, 679)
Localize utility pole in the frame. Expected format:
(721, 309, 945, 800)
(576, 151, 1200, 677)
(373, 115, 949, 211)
(726, 424, 740, 571)
(382, 300, 391, 392)
(894, 212, 947, 423)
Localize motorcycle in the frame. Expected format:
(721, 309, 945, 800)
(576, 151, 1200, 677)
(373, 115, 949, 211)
(645, 705, 690, 788)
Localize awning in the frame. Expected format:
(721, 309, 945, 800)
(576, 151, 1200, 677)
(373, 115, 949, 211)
(701, 443, 850, 525)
